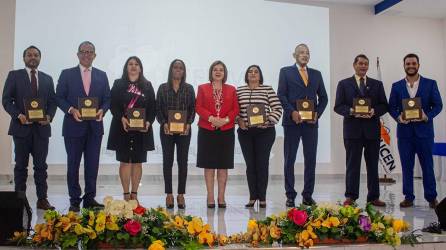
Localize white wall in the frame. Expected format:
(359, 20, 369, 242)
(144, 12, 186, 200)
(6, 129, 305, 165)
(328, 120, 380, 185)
(1, 0, 445, 177)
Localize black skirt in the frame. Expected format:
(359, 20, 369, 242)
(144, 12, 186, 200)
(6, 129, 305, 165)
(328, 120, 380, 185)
(115, 133, 148, 163)
(196, 127, 235, 169)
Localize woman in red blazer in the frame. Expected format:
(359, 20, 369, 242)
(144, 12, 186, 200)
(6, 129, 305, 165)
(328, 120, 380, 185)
(196, 60, 239, 208)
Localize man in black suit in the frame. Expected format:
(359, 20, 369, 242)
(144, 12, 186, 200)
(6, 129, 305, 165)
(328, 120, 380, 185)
(2, 46, 57, 210)
(334, 54, 388, 207)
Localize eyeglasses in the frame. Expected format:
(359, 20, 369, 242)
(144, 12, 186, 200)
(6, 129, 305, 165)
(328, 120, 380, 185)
(78, 50, 95, 55)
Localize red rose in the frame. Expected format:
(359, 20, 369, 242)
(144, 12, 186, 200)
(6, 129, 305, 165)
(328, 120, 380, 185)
(133, 205, 146, 215)
(124, 220, 142, 236)
(287, 208, 308, 226)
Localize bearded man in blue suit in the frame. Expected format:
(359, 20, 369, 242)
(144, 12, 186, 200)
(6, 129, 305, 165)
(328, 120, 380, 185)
(389, 53, 442, 209)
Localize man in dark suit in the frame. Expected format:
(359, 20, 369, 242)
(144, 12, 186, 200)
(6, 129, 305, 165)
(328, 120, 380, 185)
(389, 53, 442, 209)
(334, 54, 388, 207)
(278, 44, 328, 207)
(56, 41, 110, 212)
(2, 46, 56, 210)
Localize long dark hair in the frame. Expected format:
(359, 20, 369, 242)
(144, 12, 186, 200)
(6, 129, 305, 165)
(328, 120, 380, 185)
(244, 65, 264, 85)
(167, 59, 187, 85)
(121, 56, 149, 91)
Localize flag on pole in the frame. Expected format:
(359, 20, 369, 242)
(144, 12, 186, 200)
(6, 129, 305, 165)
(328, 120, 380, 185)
(377, 57, 397, 175)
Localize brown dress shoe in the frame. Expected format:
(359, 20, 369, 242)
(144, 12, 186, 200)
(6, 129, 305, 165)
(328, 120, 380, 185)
(343, 198, 355, 206)
(166, 194, 174, 209)
(369, 199, 386, 207)
(177, 194, 185, 209)
(400, 199, 414, 208)
(37, 199, 55, 210)
(429, 199, 438, 209)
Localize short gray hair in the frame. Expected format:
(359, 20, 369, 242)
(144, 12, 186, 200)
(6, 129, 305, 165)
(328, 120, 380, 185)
(78, 41, 95, 52)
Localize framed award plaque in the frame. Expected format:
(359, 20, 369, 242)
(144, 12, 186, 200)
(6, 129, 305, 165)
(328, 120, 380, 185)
(168, 110, 186, 134)
(127, 108, 146, 131)
(402, 97, 422, 121)
(352, 98, 371, 115)
(246, 104, 266, 127)
(296, 99, 315, 121)
(24, 98, 46, 122)
(78, 97, 98, 120)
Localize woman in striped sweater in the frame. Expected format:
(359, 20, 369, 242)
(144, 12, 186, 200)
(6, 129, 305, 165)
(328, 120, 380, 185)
(236, 65, 282, 208)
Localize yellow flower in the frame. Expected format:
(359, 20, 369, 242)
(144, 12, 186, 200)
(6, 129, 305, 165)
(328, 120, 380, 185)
(198, 231, 214, 246)
(174, 216, 184, 228)
(148, 240, 165, 250)
(306, 225, 317, 239)
(321, 219, 332, 228)
(88, 211, 95, 226)
(218, 234, 229, 245)
(247, 219, 258, 232)
(301, 230, 309, 241)
(269, 225, 282, 239)
(56, 216, 72, 232)
(84, 226, 97, 239)
(329, 217, 340, 227)
(187, 217, 203, 235)
(106, 215, 119, 231)
(311, 220, 322, 228)
(392, 219, 408, 233)
(12, 231, 27, 241)
(74, 224, 85, 235)
(95, 213, 106, 233)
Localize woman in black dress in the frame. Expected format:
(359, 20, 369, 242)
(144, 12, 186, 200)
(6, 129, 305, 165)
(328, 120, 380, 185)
(107, 56, 156, 201)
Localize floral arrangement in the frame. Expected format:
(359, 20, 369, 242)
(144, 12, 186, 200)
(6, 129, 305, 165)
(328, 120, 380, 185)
(12, 197, 416, 249)
(231, 202, 413, 248)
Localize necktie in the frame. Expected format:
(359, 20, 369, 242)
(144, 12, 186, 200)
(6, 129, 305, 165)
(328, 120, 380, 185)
(30, 69, 38, 96)
(299, 68, 308, 86)
(82, 68, 91, 95)
(359, 77, 366, 96)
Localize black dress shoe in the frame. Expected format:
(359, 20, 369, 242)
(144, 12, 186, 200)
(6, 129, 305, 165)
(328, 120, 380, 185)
(218, 203, 227, 208)
(422, 222, 442, 234)
(286, 199, 295, 207)
(37, 199, 55, 210)
(69, 204, 80, 212)
(302, 197, 316, 206)
(83, 199, 104, 209)
(245, 200, 257, 208)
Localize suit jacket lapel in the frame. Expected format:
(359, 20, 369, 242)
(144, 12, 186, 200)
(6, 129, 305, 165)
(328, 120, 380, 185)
(37, 71, 45, 96)
(291, 64, 306, 88)
(349, 76, 361, 96)
(21, 69, 33, 96)
(76, 66, 87, 96)
(415, 76, 424, 98)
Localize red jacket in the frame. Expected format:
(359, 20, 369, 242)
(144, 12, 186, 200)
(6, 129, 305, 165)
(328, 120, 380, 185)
(196, 83, 239, 131)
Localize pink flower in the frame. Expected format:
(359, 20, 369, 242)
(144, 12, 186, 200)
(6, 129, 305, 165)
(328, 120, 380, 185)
(287, 208, 308, 226)
(124, 220, 141, 236)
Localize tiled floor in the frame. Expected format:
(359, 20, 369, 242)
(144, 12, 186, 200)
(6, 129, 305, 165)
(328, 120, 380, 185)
(1, 175, 446, 249)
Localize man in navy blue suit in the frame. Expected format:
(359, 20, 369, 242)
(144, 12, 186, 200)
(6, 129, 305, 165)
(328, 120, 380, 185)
(278, 44, 328, 207)
(56, 41, 110, 212)
(2, 46, 56, 210)
(334, 54, 388, 207)
(389, 54, 442, 209)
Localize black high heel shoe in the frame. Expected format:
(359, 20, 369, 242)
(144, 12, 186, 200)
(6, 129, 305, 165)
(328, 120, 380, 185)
(166, 194, 174, 209)
(245, 200, 257, 208)
(207, 199, 215, 208)
(259, 201, 267, 208)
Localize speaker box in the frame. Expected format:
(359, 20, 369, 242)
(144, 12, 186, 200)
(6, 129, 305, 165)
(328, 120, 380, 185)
(436, 197, 446, 230)
(0, 191, 32, 245)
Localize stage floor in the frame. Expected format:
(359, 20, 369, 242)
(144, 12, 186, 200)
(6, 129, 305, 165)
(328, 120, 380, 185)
(1, 175, 445, 249)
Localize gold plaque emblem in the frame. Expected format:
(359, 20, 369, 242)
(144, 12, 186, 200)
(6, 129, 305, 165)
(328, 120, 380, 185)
(358, 99, 365, 105)
(408, 100, 415, 107)
(252, 107, 259, 114)
(174, 112, 182, 120)
(302, 101, 309, 109)
(31, 101, 38, 108)
(84, 99, 92, 107)
(133, 110, 141, 118)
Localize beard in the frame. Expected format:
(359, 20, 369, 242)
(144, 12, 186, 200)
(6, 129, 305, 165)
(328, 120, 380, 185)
(405, 67, 418, 77)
